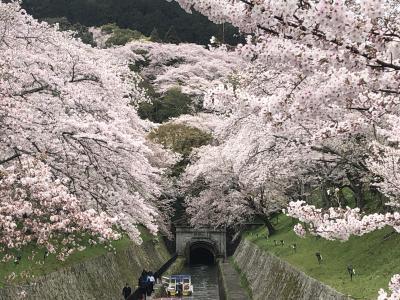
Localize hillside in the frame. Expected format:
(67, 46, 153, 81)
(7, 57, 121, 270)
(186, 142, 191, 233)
(246, 215, 400, 299)
(21, 0, 242, 45)
(0, 228, 156, 288)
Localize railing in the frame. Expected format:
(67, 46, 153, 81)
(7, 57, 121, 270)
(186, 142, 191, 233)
(127, 253, 178, 300)
(156, 253, 178, 276)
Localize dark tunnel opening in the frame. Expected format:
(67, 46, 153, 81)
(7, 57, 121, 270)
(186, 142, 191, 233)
(189, 246, 215, 265)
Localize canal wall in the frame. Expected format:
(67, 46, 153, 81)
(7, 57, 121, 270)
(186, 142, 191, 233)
(233, 239, 351, 300)
(218, 261, 248, 300)
(0, 239, 170, 300)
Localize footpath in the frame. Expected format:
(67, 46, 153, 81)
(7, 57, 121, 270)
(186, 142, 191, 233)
(218, 261, 248, 300)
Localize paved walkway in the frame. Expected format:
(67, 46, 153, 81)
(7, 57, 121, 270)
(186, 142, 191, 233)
(147, 283, 163, 299)
(219, 262, 248, 300)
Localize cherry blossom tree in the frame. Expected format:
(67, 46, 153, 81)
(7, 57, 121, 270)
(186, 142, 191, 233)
(119, 41, 243, 97)
(170, 113, 228, 134)
(170, 0, 400, 217)
(378, 274, 400, 300)
(0, 156, 119, 260)
(170, 1, 400, 297)
(0, 1, 176, 246)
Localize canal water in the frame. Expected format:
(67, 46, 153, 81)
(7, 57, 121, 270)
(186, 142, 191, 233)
(181, 264, 219, 300)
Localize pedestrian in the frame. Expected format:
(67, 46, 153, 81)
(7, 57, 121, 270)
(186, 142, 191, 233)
(315, 252, 323, 264)
(146, 273, 152, 296)
(154, 271, 159, 284)
(149, 273, 155, 292)
(138, 275, 147, 300)
(347, 265, 355, 281)
(122, 283, 132, 300)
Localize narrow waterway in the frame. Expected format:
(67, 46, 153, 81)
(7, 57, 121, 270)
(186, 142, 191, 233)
(181, 264, 219, 300)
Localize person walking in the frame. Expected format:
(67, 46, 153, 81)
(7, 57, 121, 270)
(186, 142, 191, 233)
(122, 283, 132, 300)
(149, 273, 155, 293)
(138, 275, 147, 300)
(146, 273, 152, 297)
(154, 271, 159, 284)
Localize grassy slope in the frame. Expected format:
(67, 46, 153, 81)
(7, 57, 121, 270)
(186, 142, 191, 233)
(0, 226, 154, 288)
(245, 215, 400, 300)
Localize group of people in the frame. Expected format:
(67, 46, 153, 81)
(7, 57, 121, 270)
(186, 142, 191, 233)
(138, 270, 157, 298)
(121, 270, 157, 300)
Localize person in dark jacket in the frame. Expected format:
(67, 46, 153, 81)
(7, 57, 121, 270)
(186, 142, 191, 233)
(138, 275, 147, 299)
(154, 271, 159, 284)
(122, 283, 132, 299)
(146, 274, 152, 296)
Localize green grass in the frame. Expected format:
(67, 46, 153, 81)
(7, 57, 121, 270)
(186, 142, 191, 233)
(0, 227, 154, 288)
(245, 215, 400, 300)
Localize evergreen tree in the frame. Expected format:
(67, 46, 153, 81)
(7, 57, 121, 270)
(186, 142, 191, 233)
(149, 27, 162, 42)
(21, 0, 244, 45)
(164, 25, 180, 44)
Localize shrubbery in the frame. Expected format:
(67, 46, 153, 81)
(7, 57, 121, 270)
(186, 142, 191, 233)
(103, 23, 147, 46)
(138, 87, 193, 123)
(149, 123, 212, 178)
(149, 123, 212, 156)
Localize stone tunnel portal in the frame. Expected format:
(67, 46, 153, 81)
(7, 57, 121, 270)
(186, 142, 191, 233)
(188, 241, 216, 265)
(175, 227, 226, 265)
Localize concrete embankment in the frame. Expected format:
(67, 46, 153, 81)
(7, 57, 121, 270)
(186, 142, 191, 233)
(0, 239, 170, 300)
(218, 261, 248, 300)
(233, 239, 351, 300)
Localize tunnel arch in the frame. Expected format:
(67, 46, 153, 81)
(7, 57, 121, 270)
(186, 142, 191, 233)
(186, 240, 217, 265)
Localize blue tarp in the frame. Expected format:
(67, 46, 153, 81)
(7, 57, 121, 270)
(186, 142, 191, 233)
(170, 275, 191, 282)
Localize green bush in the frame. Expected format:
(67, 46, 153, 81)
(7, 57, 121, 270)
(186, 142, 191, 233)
(129, 52, 151, 73)
(105, 28, 146, 47)
(138, 87, 193, 123)
(101, 23, 119, 34)
(148, 123, 212, 156)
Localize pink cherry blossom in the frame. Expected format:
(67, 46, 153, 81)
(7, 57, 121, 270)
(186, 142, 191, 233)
(0, 2, 176, 245)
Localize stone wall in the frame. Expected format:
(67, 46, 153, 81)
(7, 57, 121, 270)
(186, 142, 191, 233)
(233, 239, 352, 300)
(218, 261, 248, 300)
(0, 240, 170, 300)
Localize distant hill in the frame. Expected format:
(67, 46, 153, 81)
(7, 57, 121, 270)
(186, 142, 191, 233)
(22, 0, 243, 45)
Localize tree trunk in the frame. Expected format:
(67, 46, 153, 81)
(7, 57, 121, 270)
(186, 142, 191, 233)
(353, 185, 365, 209)
(337, 188, 347, 207)
(264, 216, 276, 236)
(320, 183, 330, 208)
(347, 173, 365, 209)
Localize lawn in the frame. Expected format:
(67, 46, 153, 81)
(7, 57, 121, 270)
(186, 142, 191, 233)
(245, 215, 400, 299)
(0, 226, 155, 288)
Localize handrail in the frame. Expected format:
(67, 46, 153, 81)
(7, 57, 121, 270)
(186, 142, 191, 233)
(127, 253, 178, 300)
(156, 253, 178, 276)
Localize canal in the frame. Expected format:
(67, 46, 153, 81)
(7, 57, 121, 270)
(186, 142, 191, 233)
(181, 264, 220, 300)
